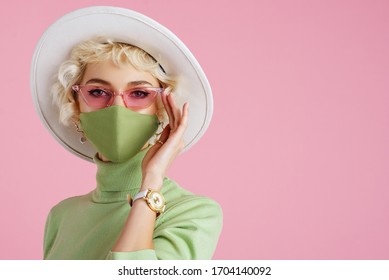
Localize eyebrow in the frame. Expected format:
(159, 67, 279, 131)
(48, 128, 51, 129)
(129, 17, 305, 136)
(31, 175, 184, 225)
(85, 78, 153, 87)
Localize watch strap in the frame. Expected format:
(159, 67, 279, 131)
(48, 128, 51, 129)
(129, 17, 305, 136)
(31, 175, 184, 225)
(132, 190, 148, 203)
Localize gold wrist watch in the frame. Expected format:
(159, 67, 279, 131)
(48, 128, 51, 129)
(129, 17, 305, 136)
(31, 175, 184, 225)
(129, 189, 166, 217)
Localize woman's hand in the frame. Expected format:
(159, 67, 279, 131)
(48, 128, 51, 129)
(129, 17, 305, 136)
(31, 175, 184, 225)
(141, 91, 189, 190)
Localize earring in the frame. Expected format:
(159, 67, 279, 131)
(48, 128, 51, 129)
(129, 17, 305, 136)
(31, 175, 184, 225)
(155, 121, 164, 137)
(151, 121, 164, 145)
(74, 121, 87, 144)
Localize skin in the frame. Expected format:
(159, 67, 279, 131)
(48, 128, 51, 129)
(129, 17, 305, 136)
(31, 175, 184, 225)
(78, 59, 189, 252)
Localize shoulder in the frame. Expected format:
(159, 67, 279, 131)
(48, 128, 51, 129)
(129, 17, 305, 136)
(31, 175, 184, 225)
(47, 192, 92, 220)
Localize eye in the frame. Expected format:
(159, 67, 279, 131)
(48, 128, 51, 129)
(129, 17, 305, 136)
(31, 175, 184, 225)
(88, 88, 110, 98)
(130, 90, 150, 99)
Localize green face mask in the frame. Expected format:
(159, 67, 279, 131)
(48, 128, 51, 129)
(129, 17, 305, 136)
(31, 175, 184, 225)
(80, 106, 159, 163)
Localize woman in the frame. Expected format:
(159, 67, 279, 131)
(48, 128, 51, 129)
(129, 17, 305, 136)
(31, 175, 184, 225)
(31, 7, 222, 260)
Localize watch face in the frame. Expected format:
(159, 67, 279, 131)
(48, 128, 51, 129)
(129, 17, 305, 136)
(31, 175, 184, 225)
(147, 191, 165, 212)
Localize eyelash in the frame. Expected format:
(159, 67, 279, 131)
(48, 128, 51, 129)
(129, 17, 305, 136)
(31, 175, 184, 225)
(87, 88, 151, 98)
(130, 90, 150, 98)
(88, 89, 110, 97)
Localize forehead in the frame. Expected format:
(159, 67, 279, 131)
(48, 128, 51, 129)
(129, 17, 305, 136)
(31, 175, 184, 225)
(81, 59, 159, 87)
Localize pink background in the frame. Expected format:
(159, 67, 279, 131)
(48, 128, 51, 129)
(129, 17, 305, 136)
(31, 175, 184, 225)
(1, 0, 388, 259)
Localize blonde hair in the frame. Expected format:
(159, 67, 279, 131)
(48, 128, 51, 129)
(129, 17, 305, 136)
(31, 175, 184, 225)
(51, 38, 176, 125)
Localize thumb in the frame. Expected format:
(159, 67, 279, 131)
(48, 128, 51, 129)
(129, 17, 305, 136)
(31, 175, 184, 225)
(157, 124, 171, 144)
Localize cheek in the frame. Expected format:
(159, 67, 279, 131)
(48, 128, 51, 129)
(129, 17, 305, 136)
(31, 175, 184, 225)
(78, 98, 95, 113)
(134, 102, 158, 115)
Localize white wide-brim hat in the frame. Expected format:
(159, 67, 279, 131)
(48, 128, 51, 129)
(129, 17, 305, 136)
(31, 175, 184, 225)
(31, 6, 213, 162)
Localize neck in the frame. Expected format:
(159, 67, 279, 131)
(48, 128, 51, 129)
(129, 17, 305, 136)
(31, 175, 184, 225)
(91, 148, 149, 203)
(97, 143, 151, 162)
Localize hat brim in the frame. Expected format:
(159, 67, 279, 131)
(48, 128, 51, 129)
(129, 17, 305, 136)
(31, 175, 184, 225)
(31, 6, 213, 162)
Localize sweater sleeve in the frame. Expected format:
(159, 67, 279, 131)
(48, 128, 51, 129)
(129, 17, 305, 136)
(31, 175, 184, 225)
(106, 196, 223, 260)
(43, 210, 57, 259)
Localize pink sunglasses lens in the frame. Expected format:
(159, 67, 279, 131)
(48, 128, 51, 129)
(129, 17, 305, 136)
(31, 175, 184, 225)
(79, 86, 112, 108)
(123, 88, 160, 108)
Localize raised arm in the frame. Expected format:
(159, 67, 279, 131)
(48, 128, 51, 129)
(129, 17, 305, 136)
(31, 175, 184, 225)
(110, 91, 190, 256)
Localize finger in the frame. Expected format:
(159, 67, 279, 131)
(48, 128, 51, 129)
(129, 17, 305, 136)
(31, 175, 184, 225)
(166, 103, 188, 152)
(161, 91, 174, 129)
(176, 102, 189, 133)
(167, 93, 181, 130)
(163, 92, 176, 129)
(181, 102, 189, 124)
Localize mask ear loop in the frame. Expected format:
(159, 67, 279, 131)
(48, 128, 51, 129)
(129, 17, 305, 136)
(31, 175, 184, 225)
(74, 121, 87, 144)
(153, 120, 164, 144)
(148, 119, 164, 147)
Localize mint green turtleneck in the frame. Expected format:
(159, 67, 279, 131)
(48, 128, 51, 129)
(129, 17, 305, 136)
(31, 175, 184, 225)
(43, 148, 223, 260)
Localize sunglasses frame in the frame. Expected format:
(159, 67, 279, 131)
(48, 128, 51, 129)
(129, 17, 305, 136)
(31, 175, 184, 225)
(72, 84, 164, 109)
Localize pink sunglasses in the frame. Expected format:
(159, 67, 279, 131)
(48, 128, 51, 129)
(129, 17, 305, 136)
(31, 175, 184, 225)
(72, 85, 164, 109)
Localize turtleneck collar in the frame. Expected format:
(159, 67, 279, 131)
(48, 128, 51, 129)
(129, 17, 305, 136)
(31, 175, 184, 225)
(91, 147, 149, 203)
